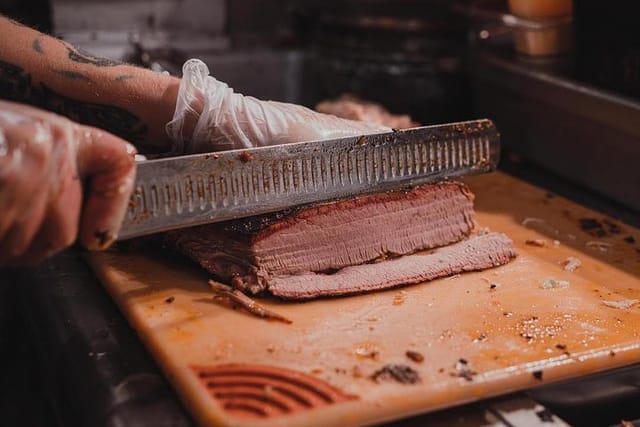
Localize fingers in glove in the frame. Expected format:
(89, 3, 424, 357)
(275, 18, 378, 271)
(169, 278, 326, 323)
(173, 59, 389, 152)
(0, 188, 48, 265)
(8, 165, 83, 266)
(0, 119, 54, 264)
(75, 126, 137, 250)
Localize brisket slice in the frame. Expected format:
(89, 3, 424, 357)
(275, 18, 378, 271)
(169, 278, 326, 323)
(269, 232, 516, 300)
(166, 182, 476, 294)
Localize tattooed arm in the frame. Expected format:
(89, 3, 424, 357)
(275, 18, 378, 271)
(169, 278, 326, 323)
(0, 16, 179, 153)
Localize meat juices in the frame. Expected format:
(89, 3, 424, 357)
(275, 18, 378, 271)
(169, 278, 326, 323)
(166, 182, 516, 299)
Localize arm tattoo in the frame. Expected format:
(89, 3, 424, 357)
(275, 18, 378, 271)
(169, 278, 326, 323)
(51, 69, 91, 81)
(0, 59, 147, 142)
(65, 44, 122, 67)
(32, 38, 44, 54)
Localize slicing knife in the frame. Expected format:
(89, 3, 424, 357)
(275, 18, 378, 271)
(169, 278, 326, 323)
(117, 118, 500, 240)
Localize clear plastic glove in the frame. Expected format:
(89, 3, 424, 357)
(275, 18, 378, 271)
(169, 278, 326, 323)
(0, 100, 136, 266)
(166, 58, 389, 154)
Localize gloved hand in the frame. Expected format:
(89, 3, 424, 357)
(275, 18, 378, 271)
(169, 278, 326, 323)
(166, 59, 388, 154)
(0, 100, 136, 266)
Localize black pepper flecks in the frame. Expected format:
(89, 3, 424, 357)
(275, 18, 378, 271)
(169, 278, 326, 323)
(474, 333, 488, 343)
(623, 235, 636, 244)
(579, 218, 601, 230)
(165, 296, 175, 304)
(536, 408, 554, 423)
(451, 358, 477, 381)
(454, 369, 477, 381)
(603, 219, 621, 234)
(520, 333, 534, 342)
(579, 217, 624, 238)
(371, 364, 421, 384)
(532, 370, 543, 380)
(579, 218, 606, 238)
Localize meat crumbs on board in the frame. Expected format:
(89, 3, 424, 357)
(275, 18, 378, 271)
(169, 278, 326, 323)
(371, 364, 421, 384)
(405, 350, 424, 363)
(525, 238, 548, 247)
(450, 358, 477, 382)
(208, 281, 292, 324)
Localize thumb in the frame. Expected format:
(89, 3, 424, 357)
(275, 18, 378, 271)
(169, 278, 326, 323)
(75, 125, 137, 250)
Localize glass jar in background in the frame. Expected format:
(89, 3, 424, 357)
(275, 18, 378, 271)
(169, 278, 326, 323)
(508, 0, 573, 57)
(507, 0, 572, 19)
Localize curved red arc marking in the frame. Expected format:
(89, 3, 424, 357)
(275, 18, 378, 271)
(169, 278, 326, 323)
(191, 363, 358, 420)
(214, 391, 291, 412)
(207, 381, 314, 407)
(196, 366, 339, 402)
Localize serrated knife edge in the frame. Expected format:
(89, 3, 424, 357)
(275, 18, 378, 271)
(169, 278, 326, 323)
(118, 119, 500, 240)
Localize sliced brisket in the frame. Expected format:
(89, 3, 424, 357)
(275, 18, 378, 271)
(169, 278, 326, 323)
(166, 182, 477, 294)
(269, 232, 516, 300)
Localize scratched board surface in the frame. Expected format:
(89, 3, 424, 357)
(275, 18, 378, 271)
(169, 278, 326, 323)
(89, 172, 640, 427)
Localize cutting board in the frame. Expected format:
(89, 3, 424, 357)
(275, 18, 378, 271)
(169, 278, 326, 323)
(89, 172, 640, 427)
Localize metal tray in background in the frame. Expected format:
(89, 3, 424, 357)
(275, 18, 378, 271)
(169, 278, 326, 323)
(470, 47, 640, 213)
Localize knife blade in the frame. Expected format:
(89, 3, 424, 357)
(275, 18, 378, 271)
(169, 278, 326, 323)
(118, 118, 500, 240)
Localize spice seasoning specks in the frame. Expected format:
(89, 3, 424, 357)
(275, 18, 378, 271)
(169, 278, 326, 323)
(371, 364, 421, 384)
